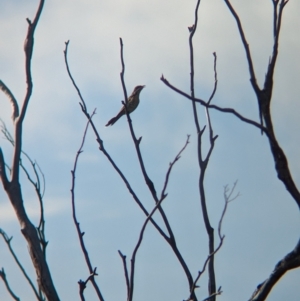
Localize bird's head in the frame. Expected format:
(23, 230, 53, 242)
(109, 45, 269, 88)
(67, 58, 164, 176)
(132, 85, 145, 96)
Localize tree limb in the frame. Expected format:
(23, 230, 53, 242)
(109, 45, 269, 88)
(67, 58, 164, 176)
(0, 80, 19, 121)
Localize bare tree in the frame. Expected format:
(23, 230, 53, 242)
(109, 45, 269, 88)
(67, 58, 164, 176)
(0, 1, 298, 301)
(0, 1, 59, 300)
(162, 0, 300, 300)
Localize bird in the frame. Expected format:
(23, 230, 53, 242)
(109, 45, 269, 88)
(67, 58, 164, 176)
(105, 85, 145, 126)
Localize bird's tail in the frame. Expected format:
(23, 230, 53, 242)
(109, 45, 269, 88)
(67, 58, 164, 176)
(105, 116, 118, 126)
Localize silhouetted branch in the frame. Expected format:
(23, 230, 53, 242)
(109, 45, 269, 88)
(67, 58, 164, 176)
(206, 52, 218, 145)
(12, 0, 45, 181)
(188, 0, 201, 133)
(219, 182, 239, 239)
(0, 1, 60, 299)
(119, 38, 157, 198)
(186, 183, 238, 301)
(128, 136, 190, 301)
(202, 286, 223, 301)
(64, 41, 168, 241)
(118, 39, 173, 241)
(0, 80, 19, 121)
(161, 75, 267, 134)
(187, 2, 220, 298)
(78, 268, 99, 301)
(119, 38, 128, 104)
(249, 238, 300, 301)
(0, 229, 42, 300)
(0, 268, 20, 301)
(128, 193, 168, 301)
(70, 114, 104, 301)
(222, 0, 300, 210)
(0, 148, 9, 189)
(119, 39, 196, 296)
(118, 250, 130, 298)
(160, 135, 190, 199)
(0, 120, 47, 256)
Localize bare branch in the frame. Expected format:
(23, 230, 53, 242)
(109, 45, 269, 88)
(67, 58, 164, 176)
(161, 75, 268, 134)
(160, 135, 190, 200)
(218, 182, 239, 239)
(205, 52, 219, 155)
(202, 286, 223, 301)
(119, 38, 157, 198)
(70, 114, 104, 301)
(222, 0, 259, 91)
(12, 0, 45, 182)
(128, 190, 169, 301)
(119, 39, 196, 295)
(0, 268, 20, 301)
(118, 250, 130, 299)
(0, 2, 59, 299)
(187, 3, 220, 298)
(0, 80, 19, 121)
(272, 0, 279, 37)
(118, 39, 174, 241)
(1, 120, 48, 256)
(63, 41, 87, 111)
(78, 268, 99, 301)
(249, 238, 300, 301)
(0, 229, 42, 300)
(188, 0, 202, 133)
(64, 41, 169, 241)
(187, 183, 238, 301)
(119, 38, 128, 104)
(0, 147, 9, 189)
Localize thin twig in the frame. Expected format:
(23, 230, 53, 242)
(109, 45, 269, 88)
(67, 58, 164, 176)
(188, 0, 202, 133)
(160, 135, 190, 200)
(0, 268, 20, 301)
(118, 250, 130, 298)
(187, 183, 238, 300)
(70, 113, 104, 301)
(78, 268, 99, 301)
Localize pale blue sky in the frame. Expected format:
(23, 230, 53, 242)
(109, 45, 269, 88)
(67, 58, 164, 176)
(0, 0, 300, 300)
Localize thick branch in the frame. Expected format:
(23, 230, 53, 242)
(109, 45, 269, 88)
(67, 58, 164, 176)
(0, 1, 60, 300)
(249, 239, 300, 301)
(161, 76, 300, 208)
(12, 0, 45, 182)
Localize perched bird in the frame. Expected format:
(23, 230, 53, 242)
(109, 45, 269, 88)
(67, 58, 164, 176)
(105, 85, 145, 126)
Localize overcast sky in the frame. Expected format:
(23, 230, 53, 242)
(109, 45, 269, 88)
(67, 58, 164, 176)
(0, 0, 300, 300)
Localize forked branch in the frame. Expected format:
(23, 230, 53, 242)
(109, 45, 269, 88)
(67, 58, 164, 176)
(70, 114, 104, 301)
